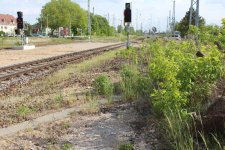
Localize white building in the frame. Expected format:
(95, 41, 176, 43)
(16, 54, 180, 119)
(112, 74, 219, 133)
(0, 14, 16, 36)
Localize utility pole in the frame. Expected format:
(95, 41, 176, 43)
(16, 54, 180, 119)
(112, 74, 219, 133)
(169, 10, 171, 31)
(172, 0, 176, 34)
(113, 14, 115, 28)
(46, 15, 48, 36)
(107, 13, 110, 25)
(70, 15, 71, 37)
(136, 9, 138, 31)
(189, 0, 200, 26)
(88, 0, 91, 42)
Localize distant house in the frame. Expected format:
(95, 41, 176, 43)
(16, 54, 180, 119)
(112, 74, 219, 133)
(0, 14, 16, 36)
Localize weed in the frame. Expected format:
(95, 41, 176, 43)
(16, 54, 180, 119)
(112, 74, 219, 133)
(62, 123, 70, 130)
(54, 94, 64, 104)
(120, 65, 139, 101)
(61, 142, 73, 150)
(93, 74, 113, 100)
(17, 105, 34, 117)
(119, 143, 134, 150)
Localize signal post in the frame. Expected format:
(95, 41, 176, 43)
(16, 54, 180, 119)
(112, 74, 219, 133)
(124, 3, 132, 49)
(13, 11, 35, 50)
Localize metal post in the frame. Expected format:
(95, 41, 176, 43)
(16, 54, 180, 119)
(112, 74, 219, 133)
(189, 0, 193, 25)
(195, 0, 199, 27)
(126, 23, 130, 49)
(46, 15, 48, 36)
(172, 0, 176, 34)
(88, 0, 91, 42)
(189, 0, 199, 27)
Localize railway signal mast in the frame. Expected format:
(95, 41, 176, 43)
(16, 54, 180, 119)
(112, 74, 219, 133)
(189, 0, 200, 27)
(124, 3, 132, 49)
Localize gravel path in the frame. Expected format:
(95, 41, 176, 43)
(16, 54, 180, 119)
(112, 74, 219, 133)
(0, 42, 119, 67)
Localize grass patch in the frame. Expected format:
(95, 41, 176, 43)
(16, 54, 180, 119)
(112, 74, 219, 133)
(93, 74, 113, 100)
(17, 105, 34, 117)
(119, 144, 134, 150)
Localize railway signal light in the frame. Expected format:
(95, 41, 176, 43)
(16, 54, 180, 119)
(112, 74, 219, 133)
(17, 11, 24, 29)
(124, 3, 131, 23)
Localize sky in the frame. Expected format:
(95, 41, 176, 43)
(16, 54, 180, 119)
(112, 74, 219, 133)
(1, 0, 225, 31)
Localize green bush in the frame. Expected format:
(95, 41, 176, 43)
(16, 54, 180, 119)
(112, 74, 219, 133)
(119, 144, 134, 150)
(0, 31, 5, 37)
(93, 74, 113, 100)
(146, 40, 224, 113)
(120, 65, 139, 101)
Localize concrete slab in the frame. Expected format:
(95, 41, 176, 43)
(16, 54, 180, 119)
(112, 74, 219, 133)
(12, 45, 35, 50)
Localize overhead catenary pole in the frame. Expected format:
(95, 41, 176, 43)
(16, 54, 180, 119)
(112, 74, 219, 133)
(195, 0, 199, 27)
(172, 0, 176, 34)
(136, 9, 138, 31)
(88, 0, 91, 41)
(189, 0, 200, 26)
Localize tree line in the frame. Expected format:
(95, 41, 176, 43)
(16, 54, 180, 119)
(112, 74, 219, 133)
(37, 0, 116, 36)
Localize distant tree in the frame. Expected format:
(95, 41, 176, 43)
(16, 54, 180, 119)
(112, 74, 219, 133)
(91, 14, 114, 36)
(39, 0, 87, 35)
(24, 23, 32, 36)
(176, 8, 205, 37)
(0, 31, 5, 37)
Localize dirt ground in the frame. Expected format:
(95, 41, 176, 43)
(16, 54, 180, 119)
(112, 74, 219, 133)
(0, 42, 119, 67)
(0, 100, 165, 150)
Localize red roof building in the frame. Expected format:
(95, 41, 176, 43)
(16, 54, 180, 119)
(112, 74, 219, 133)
(0, 14, 17, 36)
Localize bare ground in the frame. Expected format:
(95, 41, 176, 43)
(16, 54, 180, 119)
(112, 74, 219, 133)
(0, 100, 166, 150)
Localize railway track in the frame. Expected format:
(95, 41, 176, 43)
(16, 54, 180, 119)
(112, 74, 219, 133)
(0, 42, 127, 91)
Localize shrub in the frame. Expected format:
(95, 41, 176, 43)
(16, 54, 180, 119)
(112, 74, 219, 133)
(93, 74, 113, 100)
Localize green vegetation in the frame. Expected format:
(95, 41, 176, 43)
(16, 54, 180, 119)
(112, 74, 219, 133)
(119, 144, 134, 150)
(39, 0, 87, 35)
(176, 8, 205, 37)
(120, 65, 139, 101)
(93, 74, 113, 100)
(119, 18, 225, 148)
(61, 142, 73, 150)
(17, 105, 34, 117)
(39, 0, 115, 36)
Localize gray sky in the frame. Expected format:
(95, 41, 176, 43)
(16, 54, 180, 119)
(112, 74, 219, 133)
(1, 0, 225, 31)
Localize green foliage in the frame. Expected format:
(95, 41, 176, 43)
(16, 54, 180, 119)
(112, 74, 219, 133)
(39, 0, 87, 34)
(0, 31, 5, 37)
(177, 8, 205, 37)
(93, 74, 113, 100)
(200, 18, 225, 50)
(17, 105, 34, 117)
(91, 15, 115, 36)
(120, 65, 139, 101)
(149, 40, 224, 113)
(120, 39, 224, 149)
(119, 144, 134, 150)
(39, 0, 115, 36)
(61, 142, 73, 150)
(54, 94, 64, 104)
